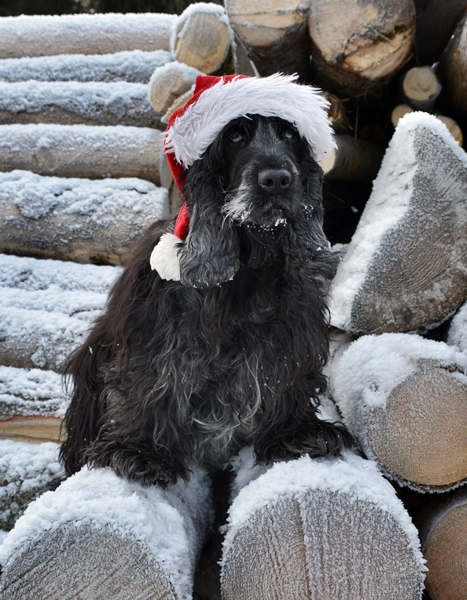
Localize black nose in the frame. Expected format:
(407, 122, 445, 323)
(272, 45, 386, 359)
(258, 168, 292, 194)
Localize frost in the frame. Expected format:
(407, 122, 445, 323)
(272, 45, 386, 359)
(0, 50, 172, 84)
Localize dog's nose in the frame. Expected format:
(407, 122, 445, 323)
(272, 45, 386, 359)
(258, 168, 291, 194)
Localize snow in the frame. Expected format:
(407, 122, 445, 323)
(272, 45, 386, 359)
(329, 111, 467, 331)
(224, 451, 425, 570)
(0, 465, 212, 600)
(0, 50, 172, 83)
(328, 333, 467, 451)
(0, 365, 66, 418)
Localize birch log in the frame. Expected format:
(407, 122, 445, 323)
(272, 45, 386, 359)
(225, 0, 312, 77)
(222, 450, 425, 599)
(0, 124, 164, 184)
(171, 4, 231, 74)
(0, 440, 63, 530)
(329, 333, 467, 491)
(0, 81, 161, 128)
(439, 13, 467, 121)
(329, 112, 467, 334)
(0, 466, 212, 600)
(0, 50, 172, 84)
(308, 0, 416, 97)
(0, 13, 176, 59)
(415, 487, 467, 600)
(0, 170, 169, 265)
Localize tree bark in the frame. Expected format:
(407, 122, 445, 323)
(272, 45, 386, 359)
(0, 124, 164, 184)
(0, 13, 176, 59)
(309, 0, 416, 97)
(225, 0, 312, 77)
(0, 170, 169, 266)
(329, 333, 467, 491)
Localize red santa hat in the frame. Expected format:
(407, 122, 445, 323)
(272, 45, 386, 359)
(150, 73, 335, 281)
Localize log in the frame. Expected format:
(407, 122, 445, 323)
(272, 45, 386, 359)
(0, 49, 172, 84)
(415, 0, 467, 65)
(329, 333, 467, 491)
(0, 170, 169, 265)
(402, 66, 441, 112)
(0, 466, 212, 600)
(149, 61, 200, 115)
(0, 12, 176, 59)
(391, 103, 414, 127)
(0, 81, 161, 128)
(308, 0, 416, 97)
(320, 134, 384, 182)
(171, 3, 231, 74)
(439, 13, 467, 121)
(222, 449, 425, 599)
(0, 124, 165, 184)
(323, 92, 349, 132)
(0, 439, 63, 531)
(437, 115, 464, 146)
(225, 0, 312, 77)
(415, 487, 467, 600)
(329, 112, 467, 334)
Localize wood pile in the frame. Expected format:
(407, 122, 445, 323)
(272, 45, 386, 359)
(1, 0, 467, 599)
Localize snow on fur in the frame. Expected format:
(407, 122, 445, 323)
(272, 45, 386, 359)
(0, 466, 212, 600)
(165, 74, 335, 167)
(0, 50, 172, 83)
(329, 111, 467, 331)
(224, 451, 425, 570)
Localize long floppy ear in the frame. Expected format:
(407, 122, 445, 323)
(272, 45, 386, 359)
(178, 159, 240, 288)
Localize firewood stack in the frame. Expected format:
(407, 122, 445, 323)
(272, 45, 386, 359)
(0, 1, 467, 599)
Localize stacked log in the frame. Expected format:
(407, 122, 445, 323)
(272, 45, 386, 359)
(439, 13, 467, 122)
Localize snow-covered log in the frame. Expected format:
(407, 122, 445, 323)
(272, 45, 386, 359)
(308, 0, 416, 97)
(320, 134, 384, 182)
(329, 112, 467, 334)
(171, 3, 231, 74)
(149, 61, 200, 115)
(0, 13, 176, 59)
(415, 486, 467, 600)
(402, 66, 442, 112)
(225, 0, 312, 77)
(0, 124, 164, 184)
(0, 81, 161, 128)
(0, 171, 169, 264)
(0, 254, 120, 371)
(329, 333, 467, 491)
(222, 450, 425, 599)
(439, 13, 467, 121)
(0, 466, 212, 600)
(0, 49, 172, 84)
(0, 440, 63, 531)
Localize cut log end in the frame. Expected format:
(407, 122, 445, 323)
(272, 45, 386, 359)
(402, 66, 441, 111)
(0, 416, 64, 444)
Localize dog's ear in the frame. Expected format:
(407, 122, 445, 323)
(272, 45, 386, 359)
(178, 159, 240, 288)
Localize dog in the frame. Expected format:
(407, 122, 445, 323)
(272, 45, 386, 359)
(60, 74, 354, 487)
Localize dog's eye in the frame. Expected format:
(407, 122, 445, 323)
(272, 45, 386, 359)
(229, 132, 243, 143)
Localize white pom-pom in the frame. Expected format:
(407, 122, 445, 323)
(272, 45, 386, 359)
(150, 232, 182, 281)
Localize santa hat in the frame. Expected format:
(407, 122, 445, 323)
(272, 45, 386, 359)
(150, 73, 335, 281)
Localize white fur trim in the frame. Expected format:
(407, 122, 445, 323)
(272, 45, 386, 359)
(165, 73, 336, 167)
(150, 232, 181, 281)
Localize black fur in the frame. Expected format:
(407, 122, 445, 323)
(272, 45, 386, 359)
(60, 115, 354, 486)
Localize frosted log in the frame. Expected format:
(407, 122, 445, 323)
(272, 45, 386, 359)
(222, 450, 425, 599)
(0, 13, 176, 59)
(320, 134, 384, 182)
(308, 0, 416, 97)
(171, 3, 232, 74)
(0, 466, 212, 600)
(415, 487, 467, 600)
(329, 333, 467, 491)
(329, 112, 467, 334)
(439, 13, 467, 120)
(402, 66, 441, 112)
(0, 440, 63, 531)
(0, 81, 161, 128)
(0, 49, 172, 84)
(0, 170, 169, 265)
(0, 124, 164, 184)
(149, 61, 200, 115)
(225, 0, 312, 76)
